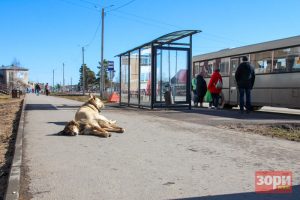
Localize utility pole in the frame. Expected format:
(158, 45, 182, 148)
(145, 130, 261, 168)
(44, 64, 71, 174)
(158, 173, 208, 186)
(52, 69, 54, 92)
(82, 47, 86, 95)
(70, 77, 72, 92)
(63, 63, 65, 92)
(100, 7, 105, 99)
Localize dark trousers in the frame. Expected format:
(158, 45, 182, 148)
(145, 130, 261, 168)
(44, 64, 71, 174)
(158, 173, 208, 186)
(239, 88, 251, 111)
(211, 93, 220, 108)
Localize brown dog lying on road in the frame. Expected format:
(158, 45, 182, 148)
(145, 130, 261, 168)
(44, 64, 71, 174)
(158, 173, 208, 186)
(59, 94, 124, 137)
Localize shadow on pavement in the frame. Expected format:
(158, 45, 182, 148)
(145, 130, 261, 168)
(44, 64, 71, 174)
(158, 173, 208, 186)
(173, 185, 299, 200)
(55, 104, 79, 110)
(25, 104, 57, 111)
(106, 104, 300, 121)
(48, 121, 68, 126)
(171, 108, 300, 121)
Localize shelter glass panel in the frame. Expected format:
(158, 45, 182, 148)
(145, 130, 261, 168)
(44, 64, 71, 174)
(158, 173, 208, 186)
(156, 49, 188, 103)
(140, 47, 152, 106)
(120, 55, 129, 103)
(129, 50, 139, 104)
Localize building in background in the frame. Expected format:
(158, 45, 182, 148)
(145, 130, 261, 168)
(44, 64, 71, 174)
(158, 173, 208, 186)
(0, 65, 29, 92)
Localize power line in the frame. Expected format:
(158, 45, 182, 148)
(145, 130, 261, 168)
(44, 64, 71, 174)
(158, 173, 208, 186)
(58, 0, 245, 51)
(78, 0, 102, 7)
(202, 32, 245, 46)
(84, 18, 102, 48)
(108, 12, 176, 31)
(58, 0, 100, 12)
(112, 10, 182, 29)
(106, 0, 137, 12)
(108, 9, 245, 46)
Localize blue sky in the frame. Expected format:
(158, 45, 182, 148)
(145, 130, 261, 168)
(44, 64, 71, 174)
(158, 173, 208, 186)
(1, 0, 300, 85)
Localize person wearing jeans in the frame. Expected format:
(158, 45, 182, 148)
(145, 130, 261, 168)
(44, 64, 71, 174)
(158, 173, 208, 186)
(235, 56, 255, 113)
(239, 88, 251, 112)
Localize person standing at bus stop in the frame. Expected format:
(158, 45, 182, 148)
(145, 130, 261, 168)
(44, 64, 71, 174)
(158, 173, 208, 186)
(235, 56, 255, 113)
(208, 68, 222, 109)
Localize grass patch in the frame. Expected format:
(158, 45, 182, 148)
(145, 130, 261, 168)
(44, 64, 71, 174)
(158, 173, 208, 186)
(0, 95, 24, 104)
(0, 95, 11, 103)
(268, 124, 300, 142)
(218, 123, 300, 142)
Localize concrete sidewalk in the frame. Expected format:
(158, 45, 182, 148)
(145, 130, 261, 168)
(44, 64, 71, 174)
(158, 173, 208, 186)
(20, 94, 300, 200)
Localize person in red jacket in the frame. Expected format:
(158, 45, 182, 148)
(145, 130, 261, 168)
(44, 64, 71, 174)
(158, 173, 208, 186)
(208, 68, 222, 109)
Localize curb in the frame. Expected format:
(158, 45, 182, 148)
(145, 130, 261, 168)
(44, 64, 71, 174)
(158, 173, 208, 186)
(4, 97, 26, 200)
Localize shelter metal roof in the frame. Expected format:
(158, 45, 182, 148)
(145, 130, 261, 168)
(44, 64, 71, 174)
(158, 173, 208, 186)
(193, 35, 300, 61)
(116, 30, 201, 57)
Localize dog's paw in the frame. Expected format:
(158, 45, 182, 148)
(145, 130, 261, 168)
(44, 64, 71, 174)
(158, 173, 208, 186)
(104, 132, 111, 138)
(120, 128, 125, 133)
(109, 120, 116, 124)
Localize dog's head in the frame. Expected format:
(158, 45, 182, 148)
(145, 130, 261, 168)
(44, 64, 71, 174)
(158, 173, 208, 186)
(88, 94, 104, 111)
(61, 120, 80, 136)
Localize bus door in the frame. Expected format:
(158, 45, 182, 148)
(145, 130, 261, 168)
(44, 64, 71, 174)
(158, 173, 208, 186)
(229, 58, 239, 105)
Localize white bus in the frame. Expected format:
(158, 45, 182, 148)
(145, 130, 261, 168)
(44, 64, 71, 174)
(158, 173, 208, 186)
(193, 35, 300, 109)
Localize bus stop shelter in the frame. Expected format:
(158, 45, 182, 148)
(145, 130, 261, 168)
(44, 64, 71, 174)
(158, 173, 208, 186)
(116, 30, 201, 109)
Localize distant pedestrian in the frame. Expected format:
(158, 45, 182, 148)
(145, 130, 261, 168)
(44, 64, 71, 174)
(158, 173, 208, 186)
(194, 71, 207, 107)
(35, 83, 41, 96)
(208, 68, 223, 109)
(235, 56, 255, 113)
(45, 83, 50, 96)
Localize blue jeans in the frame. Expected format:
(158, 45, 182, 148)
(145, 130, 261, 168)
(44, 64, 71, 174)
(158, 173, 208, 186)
(239, 88, 251, 111)
(211, 93, 220, 108)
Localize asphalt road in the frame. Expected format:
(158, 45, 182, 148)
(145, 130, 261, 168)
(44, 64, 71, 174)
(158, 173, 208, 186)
(21, 94, 300, 200)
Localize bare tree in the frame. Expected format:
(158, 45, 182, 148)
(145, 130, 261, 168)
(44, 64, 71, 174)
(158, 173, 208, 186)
(11, 58, 21, 66)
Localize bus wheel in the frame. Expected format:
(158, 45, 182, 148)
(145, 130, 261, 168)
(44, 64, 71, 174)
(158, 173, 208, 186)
(252, 106, 262, 111)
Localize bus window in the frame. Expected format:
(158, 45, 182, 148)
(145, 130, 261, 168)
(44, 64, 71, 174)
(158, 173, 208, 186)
(207, 60, 215, 76)
(290, 46, 300, 71)
(219, 57, 230, 76)
(193, 62, 200, 76)
(250, 51, 272, 74)
(294, 56, 300, 71)
(273, 48, 291, 72)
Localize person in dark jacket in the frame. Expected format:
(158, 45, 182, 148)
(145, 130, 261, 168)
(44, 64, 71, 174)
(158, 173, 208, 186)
(195, 71, 207, 107)
(208, 68, 222, 109)
(235, 56, 255, 113)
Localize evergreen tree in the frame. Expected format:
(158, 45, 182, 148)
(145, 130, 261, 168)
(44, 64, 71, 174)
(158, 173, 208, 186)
(79, 64, 96, 90)
(96, 59, 110, 89)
